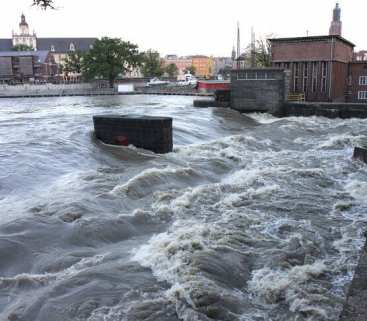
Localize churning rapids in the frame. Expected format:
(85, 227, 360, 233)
(0, 95, 367, 321)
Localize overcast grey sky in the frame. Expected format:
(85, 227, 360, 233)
(1, 0, 365, 56)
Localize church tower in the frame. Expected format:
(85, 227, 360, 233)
(12, 14, 37, 50)
(329, 3, 342, 36)
(19, 14, 29, 35)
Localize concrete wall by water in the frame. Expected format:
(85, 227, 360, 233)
(339, 239, 367, 321)
(0, 83, 115, 97)
(230, 68, 289, 114)
(282, 102, 367, 118)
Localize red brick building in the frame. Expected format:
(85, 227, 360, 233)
(349, 62, 367, 102)
(270, 35, 354, 102)
(268, 3, 367, 103)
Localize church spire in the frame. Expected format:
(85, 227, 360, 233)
(18, 13, 30, 36)
(329, 2, 342, 36)
(20, 13, 28, 26)
(231, 45, 236, 61)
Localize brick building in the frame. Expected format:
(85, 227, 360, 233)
(0, 15, 96, 67)
(269, 3, 367, 103)
(349, 62, 367, 102)
(355, 51, 367, 62)
(0, 51, 57, 83)
(191, 55, 215, 78)
(270, 35, 354, 102)
(163, 55, 193, 76)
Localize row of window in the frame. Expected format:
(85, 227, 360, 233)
(292, 62, 328, 93)
(237, 71, 274, 80)
(50, 43, 75, 52)
(358, 91, 367, 100)
(359, 76, 367, 85)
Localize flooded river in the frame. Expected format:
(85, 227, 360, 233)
(0, 95, 367, 321)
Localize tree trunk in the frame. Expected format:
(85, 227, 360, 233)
(109, 76, 114, 88)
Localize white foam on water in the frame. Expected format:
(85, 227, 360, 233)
(220, 184, 280, 207)
(317, 134, 367, 150)
(110, 166, 197, 199)
(248, 261, 329, 316)
(0, 273, 55, 289)
(248, 113, 279, 124)
(132, 221, 212, 285)
(344, 179, 367, 202)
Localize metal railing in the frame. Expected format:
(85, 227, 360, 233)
(288, 93, 305, 102)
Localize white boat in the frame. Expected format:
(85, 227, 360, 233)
(146, 78, 170, 87)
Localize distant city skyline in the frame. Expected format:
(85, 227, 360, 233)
(1, 0, 366, 56)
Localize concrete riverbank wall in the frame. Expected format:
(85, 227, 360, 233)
(0, 84, 212, 99)
(339, 239, 367, 321)
(281, 102, 367, 118)
(0, 83, 115, 97)
(230, 68, 290, 114)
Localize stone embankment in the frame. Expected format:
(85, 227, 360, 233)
(0, 84, 212, 98)
(0, 84, 115, 98)
(281, 102, 367, 119)
(339, 239, 367, 321)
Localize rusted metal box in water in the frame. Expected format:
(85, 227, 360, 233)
(93, 115, 173, 154)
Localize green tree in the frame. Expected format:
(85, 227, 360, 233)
(62, 51, 83, 74)
(141, 50, 164, 78)
(165, 63, 178, 77)
(255, 37, 272, 67)
(184, 65, 196, 75)
(240, 35, 273, 68)
(82, 37, 142, 88)
(12, 44, 34, 51)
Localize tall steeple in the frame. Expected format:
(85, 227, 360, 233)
(13, 14, 37, 50)
(329, 3, 342, 36)
(231, 45, 236, 61)
(236, 22, 241, 68)
(236, 22, 241, 58)
(19, 13, 30, 35)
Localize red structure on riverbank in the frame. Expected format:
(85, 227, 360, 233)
(197, 80, 230, 93)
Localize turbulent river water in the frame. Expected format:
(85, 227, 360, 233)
(0, 95, 367, 321)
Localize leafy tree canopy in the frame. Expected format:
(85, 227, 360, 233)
(141, 50, 164, 78)
(82, 37, 142, 87)
(12, 44, 34, 51)
(184, 65, 196, 76)
(239, 35, 273, 68)
(165, 63, 178, 77)
(62, 51, 83, 74)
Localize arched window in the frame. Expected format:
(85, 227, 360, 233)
(51, 45, 55, 52)
(69, 43, 75, 52)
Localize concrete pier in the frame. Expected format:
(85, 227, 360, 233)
(93, 115, 173, 154)
(339, 239, 367, 321)
(353, 147, 367, 163)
